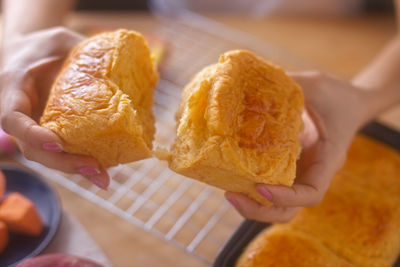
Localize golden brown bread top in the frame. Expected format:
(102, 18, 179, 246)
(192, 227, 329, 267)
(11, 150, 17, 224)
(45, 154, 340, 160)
(171, 50, 304, 187)
(338, 135, 400, 199)
(40, 29, 158, 167)
(188, 51, 304, 155)
(237, 135, 400, 267)
(236, 225, 353, 267)
(221, 52, 301, 153)
(290, 175, 400, 266)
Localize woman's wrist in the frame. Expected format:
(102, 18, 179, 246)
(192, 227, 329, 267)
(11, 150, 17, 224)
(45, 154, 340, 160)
(350, 34, 400, 125)
(1, 0, 76, 61)
(1, 27, 83, 71)
(359, 82, 400, 126)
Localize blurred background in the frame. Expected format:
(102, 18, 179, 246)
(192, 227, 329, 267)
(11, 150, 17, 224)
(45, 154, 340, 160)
(67, 0, 398, 81)
(75, 0, 394, 15)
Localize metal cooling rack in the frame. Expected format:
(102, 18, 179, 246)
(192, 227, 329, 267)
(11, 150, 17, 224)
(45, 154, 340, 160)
(17, 12, 309, 265)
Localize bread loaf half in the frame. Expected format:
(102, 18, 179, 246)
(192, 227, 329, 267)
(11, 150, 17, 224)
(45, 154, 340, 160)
(166, 50, 304, 205)
(40, 29, 158, 167)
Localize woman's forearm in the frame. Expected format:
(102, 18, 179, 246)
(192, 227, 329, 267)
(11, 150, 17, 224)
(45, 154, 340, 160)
(2, 0, 76, 41)
(353, 36, 400, 90)
(352, 35, 400, 123)
(363, 82, 400, 124)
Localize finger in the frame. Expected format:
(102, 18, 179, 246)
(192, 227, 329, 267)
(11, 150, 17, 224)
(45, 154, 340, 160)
(225, 192, 300, 223)
(300, 108, 319, 150)
(0, 72, 64, 152)
(288, 71, 331, 106)
(2, 110, 64, 152)
(256, 182, 322, 208)
(256, 143, 338, 207)
(19, 142, 109, 189)
(2, 28, 84, 68)
(288, 72, 329, 140)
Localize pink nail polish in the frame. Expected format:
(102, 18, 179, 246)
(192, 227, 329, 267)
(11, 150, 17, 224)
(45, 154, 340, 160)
(226, 197, 240, 209)
(43, 142, 63, 152)
(90, 177, 107, 190)
(79, 166, 100, 176)
(257, 187, 273, 201)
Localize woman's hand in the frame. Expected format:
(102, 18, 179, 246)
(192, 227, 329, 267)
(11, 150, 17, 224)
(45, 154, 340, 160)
(0, 27, 109, 189)
(225, 71, 371, 223)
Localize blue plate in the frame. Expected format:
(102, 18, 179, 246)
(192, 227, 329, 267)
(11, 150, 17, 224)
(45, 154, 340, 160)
(0, 164, 61, 267)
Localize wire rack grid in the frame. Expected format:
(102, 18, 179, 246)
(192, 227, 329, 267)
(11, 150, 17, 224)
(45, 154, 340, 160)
(17, 13, 309, 265)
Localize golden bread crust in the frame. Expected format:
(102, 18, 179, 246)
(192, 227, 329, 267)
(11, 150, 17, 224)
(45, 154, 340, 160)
(236, 225, 353, 267)
(40, 29, 158, 167)
(169, 50, 304, 205)
(237, 135, 400, 267)
(290, 176, 400, 267)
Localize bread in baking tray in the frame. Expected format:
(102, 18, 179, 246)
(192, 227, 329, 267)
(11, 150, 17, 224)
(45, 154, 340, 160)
(236, 135, 400, 267)
(40, 29, 158, 167)
(339, 135, 400, 199)
(166, 50, 304, 205)
(236, 224, 353, 267)
(290, 175, 400, 267)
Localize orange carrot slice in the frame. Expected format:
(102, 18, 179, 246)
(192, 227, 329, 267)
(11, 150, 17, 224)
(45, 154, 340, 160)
(0, 193, 43, 236)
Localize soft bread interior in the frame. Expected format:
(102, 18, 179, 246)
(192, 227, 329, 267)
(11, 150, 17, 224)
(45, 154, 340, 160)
(109, 30, 157, 149)
(172, 65, 217, 166)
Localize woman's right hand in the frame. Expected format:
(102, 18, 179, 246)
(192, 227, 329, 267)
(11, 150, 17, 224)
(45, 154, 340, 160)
(0, 27, 109, 189)
(225, 71, 372, 223)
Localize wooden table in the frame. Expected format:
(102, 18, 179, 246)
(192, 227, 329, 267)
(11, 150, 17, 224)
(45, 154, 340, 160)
(5, 12, 400, 267)
(212, 14, 400, 131)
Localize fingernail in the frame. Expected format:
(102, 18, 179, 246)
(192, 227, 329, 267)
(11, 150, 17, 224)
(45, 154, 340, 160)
(43, 142, 63, 152)
(90, 177, 107, 190)
(257, 187, 273, 201)
(226, 197, 240, 209)
(79, 166, 100, 176)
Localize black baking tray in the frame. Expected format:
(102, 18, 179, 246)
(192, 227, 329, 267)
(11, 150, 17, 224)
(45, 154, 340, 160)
(213, 121, 400, 267)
